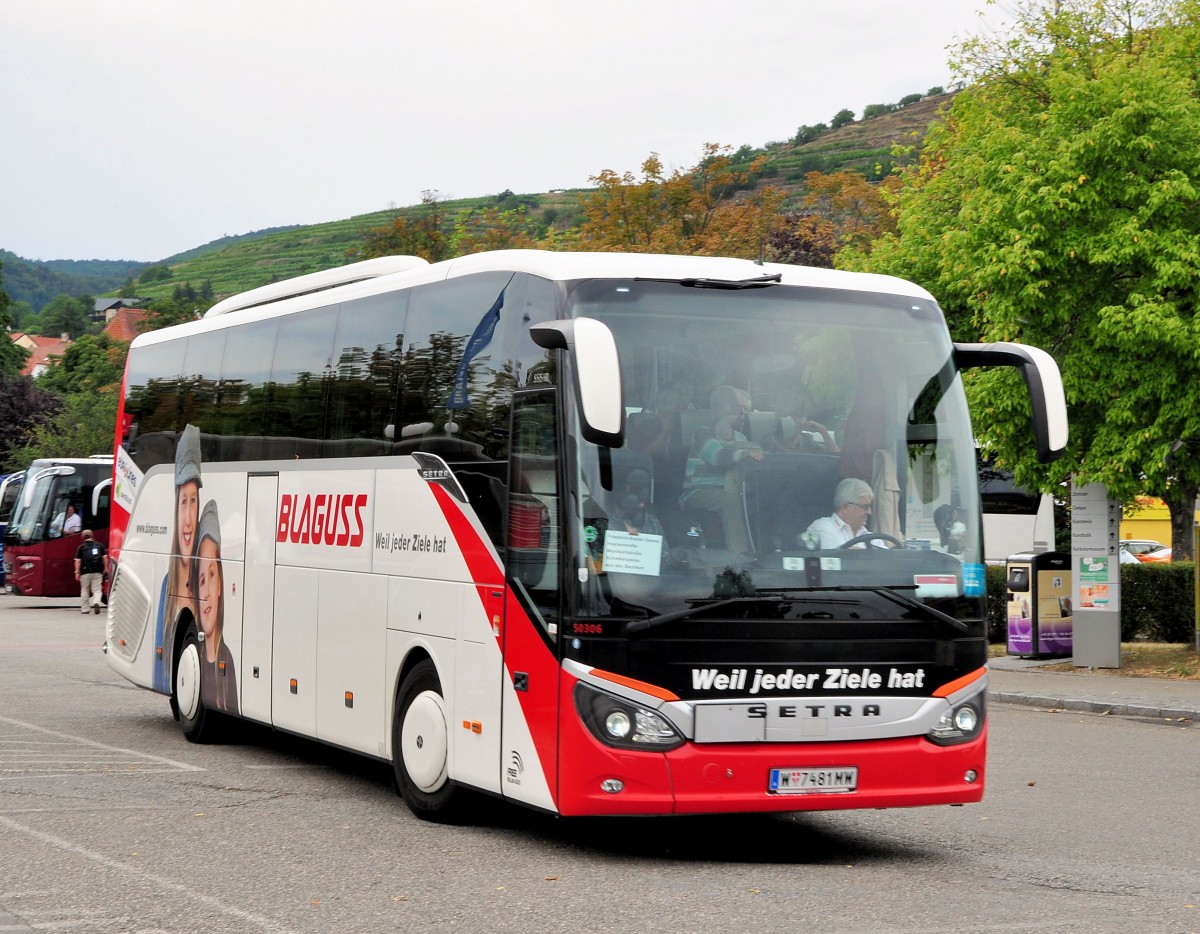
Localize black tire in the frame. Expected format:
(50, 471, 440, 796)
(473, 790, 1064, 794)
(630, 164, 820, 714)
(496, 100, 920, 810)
(392, 658, 463, 822)
(175, 621, 218, 743)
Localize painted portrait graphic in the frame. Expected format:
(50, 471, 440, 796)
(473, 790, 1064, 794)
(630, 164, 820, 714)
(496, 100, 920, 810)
(196, 499, 238, 714)
(153, 423, 202, 693)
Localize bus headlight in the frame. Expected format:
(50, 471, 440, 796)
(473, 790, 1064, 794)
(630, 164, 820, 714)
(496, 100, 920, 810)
(575, 683, 683, 750)
(927, 695, 985, 746)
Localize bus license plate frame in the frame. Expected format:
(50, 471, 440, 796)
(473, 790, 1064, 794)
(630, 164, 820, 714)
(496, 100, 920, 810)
(768, 766, 858, 794)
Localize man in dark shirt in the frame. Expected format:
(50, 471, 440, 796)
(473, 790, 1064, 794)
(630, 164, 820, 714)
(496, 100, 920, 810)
(74, 530, 109, 615)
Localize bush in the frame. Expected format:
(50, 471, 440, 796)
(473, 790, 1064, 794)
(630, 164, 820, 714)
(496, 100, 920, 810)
(1119, 561, 1195, 642)
(986, 559, 1196, 644)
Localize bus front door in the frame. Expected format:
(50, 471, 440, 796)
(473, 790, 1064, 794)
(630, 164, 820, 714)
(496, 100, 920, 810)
(500, 389, 562, 812)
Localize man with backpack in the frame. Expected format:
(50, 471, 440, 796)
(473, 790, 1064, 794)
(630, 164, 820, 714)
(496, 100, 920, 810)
(74, 530, 109, 615)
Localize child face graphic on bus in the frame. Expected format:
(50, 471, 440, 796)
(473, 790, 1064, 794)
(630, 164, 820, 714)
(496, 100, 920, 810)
(197, 531, 223, 660)
(176, 481, 200, 565)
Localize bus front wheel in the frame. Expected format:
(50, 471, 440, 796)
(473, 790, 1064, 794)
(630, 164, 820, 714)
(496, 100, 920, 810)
(175, 622, 216, 743)
(392, 659, 463, 822)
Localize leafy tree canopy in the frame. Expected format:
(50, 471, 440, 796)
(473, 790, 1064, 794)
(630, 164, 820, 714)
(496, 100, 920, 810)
(5, 389, 116, 469)
(36, 333, 128, 397)
(842, 0, 1200, 555)
(35, 293, 92, 339)
(575, 143, 783, 257)
(0, 371, 61, 470)
(0, 263, 31, 377)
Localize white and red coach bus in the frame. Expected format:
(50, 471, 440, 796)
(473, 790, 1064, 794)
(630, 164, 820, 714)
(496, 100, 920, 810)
(106, 250, 1066, 820)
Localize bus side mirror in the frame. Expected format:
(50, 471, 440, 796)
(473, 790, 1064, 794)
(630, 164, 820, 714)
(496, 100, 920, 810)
(93, 478, 113, 517)
(531, 317, 625, 447)
(954, 342, 1068, 464)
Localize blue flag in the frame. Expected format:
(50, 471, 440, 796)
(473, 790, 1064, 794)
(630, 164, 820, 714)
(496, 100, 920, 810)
(447, 289, 504, 410)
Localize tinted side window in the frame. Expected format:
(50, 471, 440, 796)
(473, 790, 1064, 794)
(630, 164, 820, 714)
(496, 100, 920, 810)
(180, 329, 227, 462)
(329, 292, 406, 453)
(218, 318, 278, 455)
(123, 340, 186, 472)
(399, 272, 515, 460)
(267, 305, 339, 449)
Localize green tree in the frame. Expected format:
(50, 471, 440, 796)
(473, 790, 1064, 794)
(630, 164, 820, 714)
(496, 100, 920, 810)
(831, 108, 855, 129)
(36, 294, 91, 339)
(0, 262, 30, 376)
(842, 0, 1200, 558)
(37, 333, 128, 397)
(6, 390, 117, 466)
(0, 372, 61, 469)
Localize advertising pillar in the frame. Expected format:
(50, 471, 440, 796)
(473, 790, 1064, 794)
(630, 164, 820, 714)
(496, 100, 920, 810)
(1071, 482, 1121, 669)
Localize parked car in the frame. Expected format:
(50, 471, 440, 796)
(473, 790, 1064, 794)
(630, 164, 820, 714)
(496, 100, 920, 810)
(1120, 539, 1168, 559)
(1139, 546, 1173, 563)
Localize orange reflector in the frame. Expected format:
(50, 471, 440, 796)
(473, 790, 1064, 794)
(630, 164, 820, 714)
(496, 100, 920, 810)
(345, 691, 354, 708)
(933, 666, 987, 698)
(462, 720, 482, 733)
(589, 667, 679, 702)
(119, 639, 126, 646)
(218, 661, 226, 674)
(289, 679, 298, 694)
(156, 647, 163, 658)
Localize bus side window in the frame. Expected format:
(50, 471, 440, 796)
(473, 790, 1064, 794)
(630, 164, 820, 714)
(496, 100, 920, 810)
(507, 389, 560, 638)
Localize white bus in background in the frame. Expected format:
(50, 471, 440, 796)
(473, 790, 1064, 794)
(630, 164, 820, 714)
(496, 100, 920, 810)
(978, 455, 1056, 564)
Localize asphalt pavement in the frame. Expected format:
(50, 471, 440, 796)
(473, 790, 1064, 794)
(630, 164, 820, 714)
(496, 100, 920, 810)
(988, 654, 1200, 722)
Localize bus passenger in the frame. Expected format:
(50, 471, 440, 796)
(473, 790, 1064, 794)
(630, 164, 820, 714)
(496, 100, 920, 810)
(196, 500, 238, 714)
(153, 423, 202, 693)
(679, 385, 762, 554)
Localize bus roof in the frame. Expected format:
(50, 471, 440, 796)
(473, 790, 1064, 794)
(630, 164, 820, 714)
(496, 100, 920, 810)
(132, 250, 938, 349)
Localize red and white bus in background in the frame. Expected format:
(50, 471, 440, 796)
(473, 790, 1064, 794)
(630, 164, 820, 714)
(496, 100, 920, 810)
(3, 456, 114, 597)
(106, 250, 1066, 820)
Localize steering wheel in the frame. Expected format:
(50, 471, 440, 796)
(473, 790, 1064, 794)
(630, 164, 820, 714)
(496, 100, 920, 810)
(839, 533, 903, 549)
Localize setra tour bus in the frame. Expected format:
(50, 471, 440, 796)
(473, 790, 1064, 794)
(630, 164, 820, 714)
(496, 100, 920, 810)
(3, 456, 114, 597)
(106, 250, 1067, 821)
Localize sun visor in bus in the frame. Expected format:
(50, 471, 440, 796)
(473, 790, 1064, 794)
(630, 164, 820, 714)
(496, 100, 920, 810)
(531, 317, 625, 447)
(953, 342, 1068, 464)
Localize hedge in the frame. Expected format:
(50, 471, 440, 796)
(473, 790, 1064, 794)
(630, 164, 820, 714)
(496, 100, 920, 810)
(985, 561, 1196, 643)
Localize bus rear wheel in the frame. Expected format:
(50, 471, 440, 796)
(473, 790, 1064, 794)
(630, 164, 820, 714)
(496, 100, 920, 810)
(392, 659, 463, 822)
(175, 622, 217, 743)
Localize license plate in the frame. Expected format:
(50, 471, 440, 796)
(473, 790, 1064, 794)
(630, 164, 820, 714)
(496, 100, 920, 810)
(769, 767, 858, 794)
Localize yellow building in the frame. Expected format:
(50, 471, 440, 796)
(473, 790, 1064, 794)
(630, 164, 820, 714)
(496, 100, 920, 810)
(1119, 495, 1199, 547)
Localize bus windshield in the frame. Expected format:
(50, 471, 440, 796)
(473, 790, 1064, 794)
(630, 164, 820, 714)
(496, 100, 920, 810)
(565, 279, 982, 618)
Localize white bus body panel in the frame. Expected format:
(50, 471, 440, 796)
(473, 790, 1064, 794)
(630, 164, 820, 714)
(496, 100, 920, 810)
(241, 474, 278, 724)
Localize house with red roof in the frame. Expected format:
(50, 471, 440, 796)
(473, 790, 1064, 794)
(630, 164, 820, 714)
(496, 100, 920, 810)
(9, 333, 72, 379)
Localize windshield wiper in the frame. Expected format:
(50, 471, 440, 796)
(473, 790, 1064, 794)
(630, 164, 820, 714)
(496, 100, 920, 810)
(626, 584, 968, 635)
(635, 273, 783, 290)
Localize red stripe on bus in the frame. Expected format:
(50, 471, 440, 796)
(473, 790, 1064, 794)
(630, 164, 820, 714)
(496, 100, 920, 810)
(428, 483, 561, 806)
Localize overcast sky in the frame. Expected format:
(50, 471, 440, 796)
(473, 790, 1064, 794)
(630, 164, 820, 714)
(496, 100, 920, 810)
(1, 1, 1006, 263)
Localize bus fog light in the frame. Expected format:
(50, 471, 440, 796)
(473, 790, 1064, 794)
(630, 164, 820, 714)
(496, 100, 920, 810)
(600, 778, 624, 794)
(954, 706, 979, 732)
(605, 710, 632, 738)
(965, 770, 978, 783)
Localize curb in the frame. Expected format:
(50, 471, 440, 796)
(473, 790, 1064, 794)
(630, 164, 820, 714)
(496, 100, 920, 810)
(989, 690, 1197, 722)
